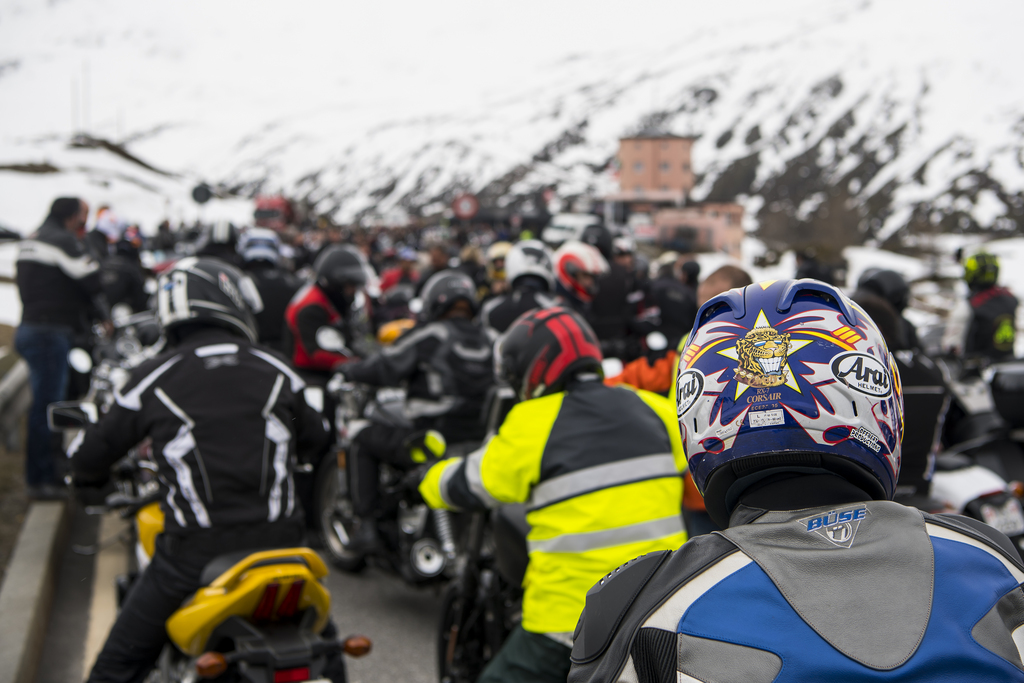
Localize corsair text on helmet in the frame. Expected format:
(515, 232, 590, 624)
(676, 279, 904, 527)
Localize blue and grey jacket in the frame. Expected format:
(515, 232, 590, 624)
(570, 500, 1024, 682)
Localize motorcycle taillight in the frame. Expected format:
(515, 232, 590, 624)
(252, 583, 280, 622)
(273, 667, 310, 683)
(276, 580, 305, 619)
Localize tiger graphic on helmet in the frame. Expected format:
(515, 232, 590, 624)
(734, 324, 791, 388)
(676, 279, 904, 525)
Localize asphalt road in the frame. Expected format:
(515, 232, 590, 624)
(36, 505, 445, 683)
(324, 564, 444, 683)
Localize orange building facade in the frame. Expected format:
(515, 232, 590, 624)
(608, 132, 744, 257)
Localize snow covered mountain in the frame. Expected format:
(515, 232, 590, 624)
(1, 0, 1022, 250)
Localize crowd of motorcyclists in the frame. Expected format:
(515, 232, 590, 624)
(13, 194, 1024, 683)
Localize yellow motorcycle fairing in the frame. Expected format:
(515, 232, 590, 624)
(166, 548, 331, 656)
(136, 502, 164, 560)
(377, 318, 416, 345)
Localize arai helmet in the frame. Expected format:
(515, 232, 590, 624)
(676, 279, 903, 526)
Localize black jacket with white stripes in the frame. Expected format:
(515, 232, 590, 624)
(341, 318, 494, 443)
(70, 328, 331, 534)
(16, 218, 109, 332)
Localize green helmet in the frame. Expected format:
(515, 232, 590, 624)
(964, 251, 1000, 289)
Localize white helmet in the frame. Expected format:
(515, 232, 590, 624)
(505, 240, 555, 290)
(553, 240, 609, 303)
(238, 227, 282, 264)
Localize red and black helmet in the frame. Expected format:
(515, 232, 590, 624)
(497, 306, 603, 401)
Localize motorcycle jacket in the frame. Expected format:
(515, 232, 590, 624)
(893, 349, 948, 499)
(16, 218, 109, 332)
(284, 282, 361, 375)
(966, 285, 1018, 362)
(635, 276, 697, 351)
(588, 263, 636, 346)
(420, 379, 687, 636)
(569, 501, 1024, 683)
(341, 318, 493, 443)
(70, 329, 330, 534)
(481, 283, 561, 335)
(244, 261, 302, 352)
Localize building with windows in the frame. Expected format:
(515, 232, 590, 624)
(611, 133, 695, 202)
(604, 131, 744, 258)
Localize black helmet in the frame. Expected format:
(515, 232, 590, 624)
(857, 268, 910, 312)
(157, 257, 263, 342)
(420, 270, 479, 321)
(579, 223, 613, 260)
(314, 245, 368, 292)
(964, 252, 1000, 290)
(200, 221, 238, 248)
(497, 306, 603, 401)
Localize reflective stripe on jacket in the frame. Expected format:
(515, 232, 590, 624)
(420, 380, 687, 634)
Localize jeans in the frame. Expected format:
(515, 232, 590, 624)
(87, 520, 308, 683)
(14, 324, 72, 486)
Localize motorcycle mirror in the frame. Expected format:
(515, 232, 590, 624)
(408, 298, 424, 315)
(47, 401, 98, 430)
(315, 327, 346, 353)
(601, 357, 624, 378)
(646, 331, 668, 351)
(68, 347, 93, 374)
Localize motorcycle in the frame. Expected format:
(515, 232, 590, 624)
(315, 378, 465, 584)
(51, 406, 371, 683)
(436, 386, 525, 683)
(930, 358, 1024, 554)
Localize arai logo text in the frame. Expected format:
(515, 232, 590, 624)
(676, 369, 705, 418)
(831, 352, 891, 398)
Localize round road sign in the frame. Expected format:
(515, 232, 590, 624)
(452, 193, 479, 220)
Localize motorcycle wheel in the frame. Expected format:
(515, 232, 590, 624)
(437, 582, 492, 683)
(315, 454, 367, 573)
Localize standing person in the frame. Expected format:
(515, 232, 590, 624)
(584, 226, 636, 360)
(570, 279, 1024, 683)
(481, 239, 560, 335)
(15, 197, 109, 499)
(238, 228, 302, 353)
(86, 205, 124, 259)
(70, 258, 333, 683)
(419, 306, 687, 683)
(962, 251, 1018, 362)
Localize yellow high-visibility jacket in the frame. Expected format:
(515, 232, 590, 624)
(420, 380, 687, 636)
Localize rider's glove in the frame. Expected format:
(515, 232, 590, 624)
(404, 429, 447, 465)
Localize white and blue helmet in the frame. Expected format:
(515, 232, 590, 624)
(677, 279, 904, 525)
(238, 227, 282, 264)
